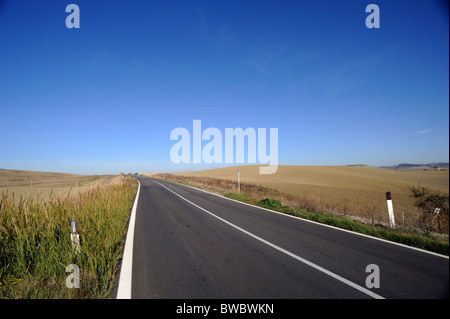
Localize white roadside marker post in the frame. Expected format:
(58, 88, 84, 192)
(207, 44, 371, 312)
(69, 218, 81, 253)
(386, 192, 395, 229)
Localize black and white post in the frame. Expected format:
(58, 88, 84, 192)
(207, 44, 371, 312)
(386, 192, 395, 229)
(69, 218, 81, 253)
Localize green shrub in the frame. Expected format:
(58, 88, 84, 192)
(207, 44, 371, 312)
(257, 198, 283, 210)
(409, 184, 449, 235)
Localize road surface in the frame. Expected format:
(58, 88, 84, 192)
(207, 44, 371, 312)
(118, 176, 449, 299)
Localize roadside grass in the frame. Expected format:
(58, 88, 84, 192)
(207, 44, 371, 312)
(0, 176, 138, 299)
(151, 174, 448, 256)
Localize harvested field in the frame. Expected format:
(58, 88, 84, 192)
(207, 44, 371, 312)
(150, 165, 449, 234)
(0, 169, 125, 202)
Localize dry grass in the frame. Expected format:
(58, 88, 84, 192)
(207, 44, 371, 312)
(150, 165, 449, 235)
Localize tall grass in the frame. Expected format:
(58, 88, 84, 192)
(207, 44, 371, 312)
(0, 177, 137, 299)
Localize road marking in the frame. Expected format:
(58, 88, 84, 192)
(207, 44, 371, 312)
(116, 179, 140, 299)
(152, 180, 385, 299)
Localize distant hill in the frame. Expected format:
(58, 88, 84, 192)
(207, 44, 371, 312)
(380, 163, 449, 171)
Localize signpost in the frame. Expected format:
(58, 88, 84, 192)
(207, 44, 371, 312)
(386, 192, 395, 229)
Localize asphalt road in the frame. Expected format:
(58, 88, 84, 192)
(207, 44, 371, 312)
(124, 176, 448, 299)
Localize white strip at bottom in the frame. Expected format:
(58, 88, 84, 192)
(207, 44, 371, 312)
(116, 179, 140, 299)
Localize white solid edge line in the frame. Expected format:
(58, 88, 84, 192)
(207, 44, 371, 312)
(152, 180, 385, 300)
(162, 178, 449, 260)
(116, 179, 140, 299)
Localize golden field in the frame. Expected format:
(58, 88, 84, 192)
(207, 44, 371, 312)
(0, 169, 123, 202)
(162, 165, 449, 230)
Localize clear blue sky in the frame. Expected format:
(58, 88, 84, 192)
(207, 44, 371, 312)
(0, 0, 448, 174)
